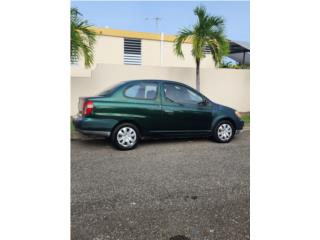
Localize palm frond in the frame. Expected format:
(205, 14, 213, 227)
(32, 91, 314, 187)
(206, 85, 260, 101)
(207, 34, 230, 66)
(70, 7, 96, 68)
(207, 16, 224, 31)
(191, 35, 205, 60)
(194, 5, 207, 23)
(174, 5, 229, 65)
(173, 28, 193, 58)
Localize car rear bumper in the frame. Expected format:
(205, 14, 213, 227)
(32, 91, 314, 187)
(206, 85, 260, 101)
(78, 129, 111, 137)
(72, 115, 111, 137)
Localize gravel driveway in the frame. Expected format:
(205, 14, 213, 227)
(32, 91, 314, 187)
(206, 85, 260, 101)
(71, 131, 250, 240)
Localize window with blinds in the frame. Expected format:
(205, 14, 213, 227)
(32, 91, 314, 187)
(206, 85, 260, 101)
(203, 45, 211, 54)
(71, 54, 79, 65)
(124, 38, 141, 65)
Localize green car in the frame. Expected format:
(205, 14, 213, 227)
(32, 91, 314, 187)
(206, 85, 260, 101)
(73, 80, 244, 150)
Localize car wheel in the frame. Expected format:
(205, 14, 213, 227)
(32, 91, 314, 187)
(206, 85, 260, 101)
(111, 123, 140, 150)
(212, 120, 235, 143)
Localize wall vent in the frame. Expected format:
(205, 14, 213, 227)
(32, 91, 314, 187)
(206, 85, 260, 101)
(124, 38, 141, 65)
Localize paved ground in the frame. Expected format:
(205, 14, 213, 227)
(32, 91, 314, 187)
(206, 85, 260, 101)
(71, 131, 250, 240)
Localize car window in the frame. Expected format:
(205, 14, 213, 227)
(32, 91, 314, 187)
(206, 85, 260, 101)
(124, 82, 158, 100)
(164, 83, 203, 104)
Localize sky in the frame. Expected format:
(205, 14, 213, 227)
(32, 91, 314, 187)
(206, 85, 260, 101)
(71, 1, 250, 42)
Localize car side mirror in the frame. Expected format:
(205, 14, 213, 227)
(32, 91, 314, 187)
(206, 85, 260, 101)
(199, 99, 209, 105)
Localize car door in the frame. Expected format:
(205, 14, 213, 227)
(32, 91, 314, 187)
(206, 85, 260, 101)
(160, 82, 213, 136)
(112, 81, 162, 136)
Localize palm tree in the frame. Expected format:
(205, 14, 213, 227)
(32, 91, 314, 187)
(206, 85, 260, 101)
(174, 5, 229, 91)
(71, 7, 96, 68)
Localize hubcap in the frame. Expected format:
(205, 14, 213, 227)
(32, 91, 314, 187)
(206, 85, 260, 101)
(217, 123, 233, 141)
(117, 127, 137, 147)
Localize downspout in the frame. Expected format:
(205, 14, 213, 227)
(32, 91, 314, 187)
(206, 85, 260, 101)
(160, 32, 164, 65)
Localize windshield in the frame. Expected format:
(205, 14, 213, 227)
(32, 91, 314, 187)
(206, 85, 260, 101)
(97, 82, 125, 96)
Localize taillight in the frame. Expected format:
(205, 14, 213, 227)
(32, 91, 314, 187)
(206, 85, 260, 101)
(83, 100, 94, 116)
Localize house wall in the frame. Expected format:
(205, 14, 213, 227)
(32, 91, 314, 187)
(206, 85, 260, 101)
(142, 39, 161, 66)
(71, 35, 215, 77)
(94, 36, 123, 65)
(71, 64, 249, 115)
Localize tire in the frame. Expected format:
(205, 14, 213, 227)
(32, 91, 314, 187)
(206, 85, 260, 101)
(212, 120, 235, 143)
(111, 123, 140, 150)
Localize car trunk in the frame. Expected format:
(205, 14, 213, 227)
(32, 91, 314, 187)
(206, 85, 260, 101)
(78, 96, 107, 116)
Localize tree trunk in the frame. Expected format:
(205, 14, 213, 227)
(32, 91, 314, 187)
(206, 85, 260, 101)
(196, 59, 200, 91)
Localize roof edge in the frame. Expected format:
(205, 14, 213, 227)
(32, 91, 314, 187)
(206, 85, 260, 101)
(91, 27, 192, 43)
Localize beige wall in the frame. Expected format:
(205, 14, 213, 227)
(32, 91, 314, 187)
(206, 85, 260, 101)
(70, 64, 91, 77)
(142, 39, 161, 66)
(200, 69, 250, 112)
(72, 35, 216, 76)
(71, 35, 123, 76)
(94, 36, 123, 65)
(71, 64, 249, 115)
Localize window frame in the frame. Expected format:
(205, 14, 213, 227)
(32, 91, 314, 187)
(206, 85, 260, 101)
(123, 82, 159, 101)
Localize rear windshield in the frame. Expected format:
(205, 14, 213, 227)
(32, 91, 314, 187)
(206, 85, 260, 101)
(97, 82, 125, 96)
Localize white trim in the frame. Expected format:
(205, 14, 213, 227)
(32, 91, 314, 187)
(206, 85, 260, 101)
(160, 32, 164, 65)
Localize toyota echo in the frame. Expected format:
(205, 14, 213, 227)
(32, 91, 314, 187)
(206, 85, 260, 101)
(72, 80, 244, 150)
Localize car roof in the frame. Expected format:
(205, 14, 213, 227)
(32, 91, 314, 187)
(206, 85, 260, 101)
(123, 79, 189, 85)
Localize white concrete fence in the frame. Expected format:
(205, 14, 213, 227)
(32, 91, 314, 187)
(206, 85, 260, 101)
(71, 64, 250, 115)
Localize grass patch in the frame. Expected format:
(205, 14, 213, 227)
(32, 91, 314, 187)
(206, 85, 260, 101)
(241, 114, 250, 125)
